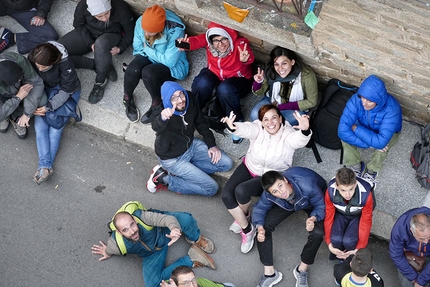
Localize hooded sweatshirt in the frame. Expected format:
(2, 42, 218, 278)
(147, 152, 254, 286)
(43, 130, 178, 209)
(187, 22, 254, 81)
(338, 75, 402, 150)
(151, 81, 216, 160)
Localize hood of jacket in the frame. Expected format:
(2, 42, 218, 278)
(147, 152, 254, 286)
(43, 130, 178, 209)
(357, 75, 388, 112)
(161, 81, 189, 116)
(205, 22, 237, 53)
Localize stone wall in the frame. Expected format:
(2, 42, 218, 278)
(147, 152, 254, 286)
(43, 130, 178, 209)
(126, 0, 430, 124)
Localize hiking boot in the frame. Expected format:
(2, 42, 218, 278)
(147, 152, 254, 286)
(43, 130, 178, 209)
(33, 168, 54, 185)
(240, 224, 256, 254)
(10, 119, 27, 139)
(107, 64, 117, 82)
(185, 235, 216, 254)
(256, 270, 283, 287)
(350, 161, 366, 178)
(293, 265, 309, 287)
(88, 79, 108, 104)
(188, 244, 216, 270)
(123, 97, 140, 123)
(0, 27, 15, 53)
(140, 106, 154, 124)
(229, 213, 251, 234)
(146, 164, 168, 193)
(0, 118, 9, 133)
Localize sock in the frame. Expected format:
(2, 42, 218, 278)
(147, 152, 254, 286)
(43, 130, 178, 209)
(123, 94, 130, 101)
(242, 223, 251, 234)
(161, 174, 169, 185)
(265, 273, 275, 278)
(244, 211, 249, 217)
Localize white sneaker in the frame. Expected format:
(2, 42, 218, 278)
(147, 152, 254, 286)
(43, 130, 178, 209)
(229, 220, 241, 233)
(240, 224, 256, 254)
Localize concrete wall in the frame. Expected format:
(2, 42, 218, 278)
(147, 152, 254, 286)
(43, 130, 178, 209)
(126, 0, 430, 124)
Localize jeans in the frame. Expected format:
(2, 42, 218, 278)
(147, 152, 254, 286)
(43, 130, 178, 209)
(250, 96, 306, 125)
(142, 211, 197, 287)
(9, 9, 58, 54)
(330, 214, 360, 253)
(222, 161, 263, 209)
(191, 68, 252, 121)
(124, 55, 173, 105)
(341, 132, 400, 172)
(34, 115, 65, 169)
(159, 138, 233, 196)
(256, 205, 324, 266)
(58, 30, 121, 83)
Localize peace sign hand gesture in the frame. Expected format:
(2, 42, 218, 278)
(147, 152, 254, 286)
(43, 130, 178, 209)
(238, 43, 250, 63)
(254, 67, 264, 83)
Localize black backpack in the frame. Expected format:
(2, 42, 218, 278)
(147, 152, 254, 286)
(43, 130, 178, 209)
(410, 122, 430, 189)
(307, 79, 358, 163)
(202, 96, 227, 135)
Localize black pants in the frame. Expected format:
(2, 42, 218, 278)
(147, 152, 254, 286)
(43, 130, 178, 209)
(58, 30, 121, 83)
(221, 162, 263, 209)
(257, 205, 324, 266)
(124, 55, 174, 105)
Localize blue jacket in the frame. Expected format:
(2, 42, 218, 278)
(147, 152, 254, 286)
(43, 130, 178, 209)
(338, 75, 402, 150)
(133, 10, 189, 80)
(252, 167, 327, 227)
(389, 206, 430, 286)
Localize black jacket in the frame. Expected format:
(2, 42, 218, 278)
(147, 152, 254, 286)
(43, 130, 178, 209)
(151, 92, 216, 160)
(0, 0, 54, 18)
(73, 0, 134, 53)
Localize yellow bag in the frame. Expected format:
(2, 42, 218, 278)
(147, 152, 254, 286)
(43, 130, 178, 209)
(223, 1, 251, 23)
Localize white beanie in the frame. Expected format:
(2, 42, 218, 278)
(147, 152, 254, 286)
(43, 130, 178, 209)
(87, 0, 111, 16)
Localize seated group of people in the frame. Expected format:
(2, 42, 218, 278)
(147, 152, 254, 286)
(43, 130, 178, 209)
(1, 1, 421, 287)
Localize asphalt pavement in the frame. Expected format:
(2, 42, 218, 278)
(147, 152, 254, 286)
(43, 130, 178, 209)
(0, 124, 400, 286)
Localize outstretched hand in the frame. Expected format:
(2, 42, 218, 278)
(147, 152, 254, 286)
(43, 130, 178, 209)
(220, 111, 237, 131)
(91, 241, 112, 261)
(238, 43, 250, 63)
(292, 110, 310, 131)
(161, 103, 177, 121)
(254, 67, 264, 83)
(166, 227, 182, 246)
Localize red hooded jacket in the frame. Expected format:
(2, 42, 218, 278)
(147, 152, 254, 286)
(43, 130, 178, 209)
(187, 22, 254, 81)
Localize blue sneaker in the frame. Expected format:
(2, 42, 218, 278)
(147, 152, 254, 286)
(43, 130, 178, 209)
(350, 161, 366, 178)
(231, 133, 242, 144)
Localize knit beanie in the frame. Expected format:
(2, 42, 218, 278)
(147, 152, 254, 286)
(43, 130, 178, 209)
(141, 4, 166, 33)
(87, 0, 111, 16)
(0, 60, 23, 87)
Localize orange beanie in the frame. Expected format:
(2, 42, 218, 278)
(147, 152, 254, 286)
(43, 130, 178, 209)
(141, 4, 166, 33)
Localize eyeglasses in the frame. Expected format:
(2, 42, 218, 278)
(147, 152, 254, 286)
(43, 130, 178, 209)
(178, 277, 197, 287)
(171, 91, 186, 103)
(212, 37, 229, 45)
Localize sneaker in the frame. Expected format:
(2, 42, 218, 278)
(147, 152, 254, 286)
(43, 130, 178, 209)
(107, 64, 117, 82)
(33, 168, 54, 185)
(334, 278, 340, 286)
(140, 106, 153, 124)
(0, 27, 15, 53)
(240, 224, 256, 254)
(350, 161, 366, 178)
(256, 270, 283, 287)
(188, 244, 216, 270)
(229, 213, 251, 233)
(123, 97, 140, 123)
(146, 164, 168, 193)
(231, 133, 243, 144)
(0, 118, 9, 133)
(88, 79, 108, 104)
(362, 169, 378, 186)
(10, 119, 27, 139)
(185, 235, 216, 254)
(122, 62, 128, 73)
(293, 265, 309, 287)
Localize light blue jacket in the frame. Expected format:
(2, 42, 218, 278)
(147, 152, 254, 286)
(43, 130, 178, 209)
(133, 10, 189, 80)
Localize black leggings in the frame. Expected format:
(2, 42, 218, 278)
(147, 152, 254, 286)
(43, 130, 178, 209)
(221, 162, 263, 209)
(124, 55, 173, 104)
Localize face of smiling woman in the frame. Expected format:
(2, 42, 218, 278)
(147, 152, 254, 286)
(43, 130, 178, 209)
(274, 55, 295, 78)
(261, 109, 282, 135)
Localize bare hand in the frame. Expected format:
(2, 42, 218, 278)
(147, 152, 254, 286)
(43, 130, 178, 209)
(254, 67, 264, 83)
(305, 216, 315, 232)
(413, 282, 423, 287)
(91, 241, 112, 261)
(176, 34, 189, 51)
(220, 111, 237, 131)
(91, 44, 95, 52)
(292, 111, 310, 131)
(31, 16, 45, 26)
(17, 114, 30, 127)
(166, 227, 181, 246)
(208, 146, 221, 164)
(257, 226, 266, 242)
(16, 83, 33, 100)
(161, 103, 176, 121)
(238, 43, 250, 63)
(160, 279, 177, 287)
(33, 106, 47, 116)
(110, 46, 120, 55)
(378, 144, 389, 152)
